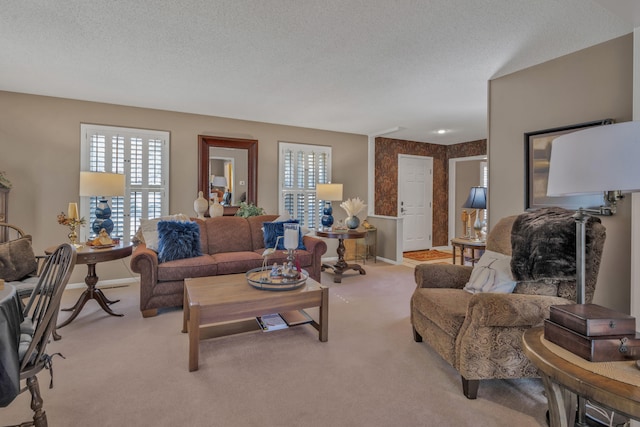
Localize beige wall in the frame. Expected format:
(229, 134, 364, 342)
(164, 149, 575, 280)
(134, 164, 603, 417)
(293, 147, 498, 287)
(489, 34, 634, 312)
(0, 91, 368, 284)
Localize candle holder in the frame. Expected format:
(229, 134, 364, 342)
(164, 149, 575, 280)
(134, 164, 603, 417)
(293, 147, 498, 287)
(68, 224, 79, 246)
(57, 210, 86, 248)
(282, 223, 300, 280)
(279, 249, 298, 281)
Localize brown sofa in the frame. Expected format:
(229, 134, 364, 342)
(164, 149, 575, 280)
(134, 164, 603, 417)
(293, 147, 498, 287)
(411, 208, 606, 398)
(130, 214, 327, 317)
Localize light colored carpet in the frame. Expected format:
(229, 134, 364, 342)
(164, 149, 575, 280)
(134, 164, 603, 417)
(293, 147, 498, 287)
(402, 249, 452, 262)
(1, 263, 547, 426)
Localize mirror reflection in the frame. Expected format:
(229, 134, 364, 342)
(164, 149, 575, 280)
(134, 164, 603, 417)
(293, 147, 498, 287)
(198, 135, 258, 215)
(208, 147, 248, 206)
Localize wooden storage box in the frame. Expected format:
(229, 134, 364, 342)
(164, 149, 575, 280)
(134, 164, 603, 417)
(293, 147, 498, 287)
(549, 303, 636, 337)
(544, 319, 640, 362)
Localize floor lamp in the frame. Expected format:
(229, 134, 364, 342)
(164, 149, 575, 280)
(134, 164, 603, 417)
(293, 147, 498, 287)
(547, 120, 640, 425)
(547, 120, 640, 304)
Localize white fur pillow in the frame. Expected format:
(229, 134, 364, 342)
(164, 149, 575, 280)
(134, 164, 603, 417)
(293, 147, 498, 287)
(463, 250, 516, 294)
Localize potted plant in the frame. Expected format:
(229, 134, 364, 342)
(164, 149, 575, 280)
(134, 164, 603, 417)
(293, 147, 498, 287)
(235, 202, 265, 218)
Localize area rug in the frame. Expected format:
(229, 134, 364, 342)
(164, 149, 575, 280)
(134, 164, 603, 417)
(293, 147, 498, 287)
(403, 249, 452, 261)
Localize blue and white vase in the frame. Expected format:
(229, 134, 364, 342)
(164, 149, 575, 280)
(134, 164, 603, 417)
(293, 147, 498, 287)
(92, 198, 114, 235)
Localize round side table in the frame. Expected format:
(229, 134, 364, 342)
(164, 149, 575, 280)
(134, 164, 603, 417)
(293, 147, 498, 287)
(316, 230, 366, 283)
(46, 242, 133, 328)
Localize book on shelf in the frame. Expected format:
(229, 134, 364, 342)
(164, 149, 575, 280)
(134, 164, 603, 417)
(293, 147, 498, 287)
(280, 310, 313, 326)
(256, 313, 289, 332)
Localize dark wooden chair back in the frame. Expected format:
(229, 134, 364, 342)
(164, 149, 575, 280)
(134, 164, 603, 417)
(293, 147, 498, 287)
(7, 243, 76, 427)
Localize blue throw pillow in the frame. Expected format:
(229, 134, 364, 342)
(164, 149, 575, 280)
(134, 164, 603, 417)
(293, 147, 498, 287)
(157, 220, 203, 263)
(263, 220, 306, 251)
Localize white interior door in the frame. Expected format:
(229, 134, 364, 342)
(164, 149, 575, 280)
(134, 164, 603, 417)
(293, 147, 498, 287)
(399, 155, 433, 252)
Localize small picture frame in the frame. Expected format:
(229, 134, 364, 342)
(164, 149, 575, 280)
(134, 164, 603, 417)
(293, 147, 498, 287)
(524, 119, 613, 211)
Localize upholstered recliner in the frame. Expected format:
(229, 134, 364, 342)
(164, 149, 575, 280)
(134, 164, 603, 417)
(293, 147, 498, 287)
(410, 207, 606, 399)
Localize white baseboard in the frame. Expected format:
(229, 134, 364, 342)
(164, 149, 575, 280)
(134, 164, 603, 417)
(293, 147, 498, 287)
(377, 256, 400, 265)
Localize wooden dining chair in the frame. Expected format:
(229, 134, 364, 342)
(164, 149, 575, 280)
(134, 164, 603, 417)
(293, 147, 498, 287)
(5, 243, 76, 427)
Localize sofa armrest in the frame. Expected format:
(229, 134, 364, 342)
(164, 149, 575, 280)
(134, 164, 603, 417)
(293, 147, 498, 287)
(465, 292, 573, 328)
(130, 243, 160, 312)
(302, 234, 327, 283)
(303, 234, 327, 257)
(414, 263, 473, 290)
(130, 243, 158, 274)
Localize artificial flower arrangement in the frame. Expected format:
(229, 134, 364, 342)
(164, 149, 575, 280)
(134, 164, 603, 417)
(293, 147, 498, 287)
(340, 197, 366, 218)
(57, 212, 86, 229)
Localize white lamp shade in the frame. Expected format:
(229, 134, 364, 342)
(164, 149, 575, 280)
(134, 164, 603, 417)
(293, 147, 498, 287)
(316, 183, 343, 201)
(79, 172, 125, 197)
(547, 121, 640, 196)
(211, 176, 227, 187)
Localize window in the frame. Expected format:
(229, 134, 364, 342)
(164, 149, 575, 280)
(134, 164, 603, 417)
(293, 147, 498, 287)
(480, 161, 488, 188)
(80, 124, 170, 244)
(279, 142, 332, 230)
(480, 160, 488, 223)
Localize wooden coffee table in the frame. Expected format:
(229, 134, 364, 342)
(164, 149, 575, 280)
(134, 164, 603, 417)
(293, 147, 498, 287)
(182, 273, 328, 371)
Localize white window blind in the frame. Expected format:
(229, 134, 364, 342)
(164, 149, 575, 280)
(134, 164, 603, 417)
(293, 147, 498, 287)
(279, 142, 332, 230)
(80, 124, 170, 244)
(481, 160, 488, 223)
(480, 161, 488, 187)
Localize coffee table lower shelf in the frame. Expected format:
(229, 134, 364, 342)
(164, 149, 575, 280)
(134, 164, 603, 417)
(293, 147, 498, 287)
(182, 274, 328, 372)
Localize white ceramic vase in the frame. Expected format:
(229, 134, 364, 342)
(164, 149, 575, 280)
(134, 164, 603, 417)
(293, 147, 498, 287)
(209, 196, 224, 217)
(194, 191, 208, 219)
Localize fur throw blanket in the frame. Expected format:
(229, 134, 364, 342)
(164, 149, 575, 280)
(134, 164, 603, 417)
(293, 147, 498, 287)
(510, 207, 601, 281)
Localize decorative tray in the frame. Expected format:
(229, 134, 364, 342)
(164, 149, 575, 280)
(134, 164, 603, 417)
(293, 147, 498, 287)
(246, 267, 308, 291)
(86, 243, 116, 249)
(86, 238, 120, 249)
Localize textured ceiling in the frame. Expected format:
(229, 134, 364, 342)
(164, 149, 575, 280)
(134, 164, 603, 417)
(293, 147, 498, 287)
(1, 0, 638, 144)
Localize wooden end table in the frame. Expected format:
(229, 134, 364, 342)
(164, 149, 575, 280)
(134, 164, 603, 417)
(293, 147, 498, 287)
(522, 327, 640, 427)
(450, 237, 486, 266)
(182, 273, 328, 372)
(46, 242, 133, 328)
(316, 230, 366, 283)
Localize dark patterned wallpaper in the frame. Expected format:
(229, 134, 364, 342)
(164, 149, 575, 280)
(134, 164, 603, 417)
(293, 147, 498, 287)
(375, 137, 486, 246)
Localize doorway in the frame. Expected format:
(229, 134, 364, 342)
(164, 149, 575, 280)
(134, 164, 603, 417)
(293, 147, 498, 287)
(448, 155, 487, 242)
(398, 154, 433, 252)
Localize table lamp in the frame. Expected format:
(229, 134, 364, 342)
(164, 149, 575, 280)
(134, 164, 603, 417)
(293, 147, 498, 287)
(316, 183, 343, 230)
(211, 176, 228, 204)
(79, 171, 125, 236)
(547, 120, 640, 304)
(462, 187, 487, 240)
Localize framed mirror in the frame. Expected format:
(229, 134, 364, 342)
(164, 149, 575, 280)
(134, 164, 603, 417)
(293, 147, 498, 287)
(198, 135, 258, 215)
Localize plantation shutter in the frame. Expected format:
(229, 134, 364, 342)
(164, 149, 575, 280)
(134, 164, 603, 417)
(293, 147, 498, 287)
(81, 124, 170, 244)
(279, 142, 332, 230)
